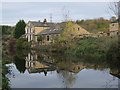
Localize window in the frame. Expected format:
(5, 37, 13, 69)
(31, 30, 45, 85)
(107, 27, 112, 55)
(117, 32, 119, 35)
(28, 53, 31, 60)
(29, 28, 31, 33)
(71, 34, 74, 36)
(107, 33, 110, 36)
(112, 24, 115, 26)
(31, 35, 33, 40)
(48, 56, 49, 59)
(47, 36, 49, 41)
(78, 28, 80, 31)
(31, 28, 33, 33)
(27, 29, 29, 33)
(29, 35, 31, 41)
(31, 55, 33, 60)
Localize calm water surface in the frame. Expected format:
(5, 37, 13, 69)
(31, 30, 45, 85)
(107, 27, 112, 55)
(5, 50, 120, 88)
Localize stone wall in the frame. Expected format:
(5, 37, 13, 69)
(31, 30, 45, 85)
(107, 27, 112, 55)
(42, 34, 60, 45)
(78, 30, 119, 39)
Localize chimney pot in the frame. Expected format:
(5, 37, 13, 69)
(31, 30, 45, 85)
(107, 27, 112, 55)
(43, 18, 47, 23)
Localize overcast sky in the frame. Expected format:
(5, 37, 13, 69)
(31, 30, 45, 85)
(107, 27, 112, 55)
(1, 2, 115, 26)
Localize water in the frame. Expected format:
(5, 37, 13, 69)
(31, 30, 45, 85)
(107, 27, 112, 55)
(4, 50, 120, 88)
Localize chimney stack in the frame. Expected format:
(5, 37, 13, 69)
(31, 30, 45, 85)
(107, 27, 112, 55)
(43, 18, 47, 24)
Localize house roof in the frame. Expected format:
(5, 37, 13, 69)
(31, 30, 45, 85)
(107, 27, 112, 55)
(110, 19, 119, 23)
(28, 21, 56, 27)
(37, 29, 61, 35)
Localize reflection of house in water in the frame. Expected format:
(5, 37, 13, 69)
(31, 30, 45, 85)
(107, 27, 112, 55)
(25, 52, 55, 76)
(25, 51, 86, 75)
(110, 69, 120, 79)
(71, 64, 86, 73)
(56, 63, 86, 74)
(56, 63, 86, 88)
(110, 69, 120, 89)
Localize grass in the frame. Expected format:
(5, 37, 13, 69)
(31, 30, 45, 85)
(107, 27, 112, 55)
(65, 36, 118, 56)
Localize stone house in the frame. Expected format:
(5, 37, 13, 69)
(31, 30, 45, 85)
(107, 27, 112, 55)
(25, 51, 55, 74)
(37, 29, 61, 45)
(25, 19, 90, 44)
(37, 23, 90, 44)
(109, 20, 119, 36)
(56, 23, 90, 36)
(71, 64, 86, 73)
(93, 20, 119, 37)
(25, 19, 56, 42)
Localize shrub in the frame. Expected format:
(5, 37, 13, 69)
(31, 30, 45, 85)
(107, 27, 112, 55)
(16, 38, 31, 49)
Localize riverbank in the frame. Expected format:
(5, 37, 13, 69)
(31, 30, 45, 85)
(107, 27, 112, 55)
(51, 36, 118, 54)
(2, 37, 120, 89)
(2, 48, 12, 89)
(66, 36, 118, 55)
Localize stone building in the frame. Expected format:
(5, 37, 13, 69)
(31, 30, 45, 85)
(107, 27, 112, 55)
(109, 20, 119, 36)
(25, 51, 55, 74)
(25, 19, 90, 44)
(37, 29, 61, 45)
(25, 19, 56, 42)
(56, 22, 90, 36)
(71, 64, 86, 73)
(37, 23, 90, 44)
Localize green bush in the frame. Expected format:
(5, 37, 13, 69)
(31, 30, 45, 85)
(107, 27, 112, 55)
(16, 38, 31, 49)
(65, 36, 118, 56)
(37, 35, 43, 42)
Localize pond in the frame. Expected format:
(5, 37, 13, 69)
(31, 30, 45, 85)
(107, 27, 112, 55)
(4, 49, 120, 88)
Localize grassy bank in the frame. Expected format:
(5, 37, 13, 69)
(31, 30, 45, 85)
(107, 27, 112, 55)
(51, 36, 118, 54)
(51, 36, 119, 68)
(51, 35, 120, 74)
(65, 36, 118, 55)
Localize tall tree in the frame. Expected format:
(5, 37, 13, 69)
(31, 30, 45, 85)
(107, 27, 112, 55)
(59, 21, 78, 42)
(14, 20, 26, 39)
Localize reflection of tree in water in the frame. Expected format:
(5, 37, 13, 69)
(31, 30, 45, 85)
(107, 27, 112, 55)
(106, 42, 120, 75)
(7, 44, 120, 88)
(106, 37, 120, 88)
(57, 70, 76, 88)
(13, 56, 26, 73)
(54, 55, 77, 88)
(12, 49, 29, 73)
(104, 76, 118, 88)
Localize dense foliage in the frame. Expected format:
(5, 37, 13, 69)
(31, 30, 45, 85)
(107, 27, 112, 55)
(66, 36, 118, 55)
(53, 21, 81, 50)
(1, 25, 14, 35)
(16, 38, 31, 49)
(59, 21, 78, 40)
(76, 17, 109, 33)
(37, 35, 43, 43)
(2, 49, 12, 89)
(13, 20, 26, 39)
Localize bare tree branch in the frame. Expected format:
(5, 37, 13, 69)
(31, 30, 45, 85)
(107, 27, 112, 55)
(108, 1, 119, 18)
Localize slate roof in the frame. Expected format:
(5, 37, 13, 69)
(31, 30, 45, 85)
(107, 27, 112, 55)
(28, 21, 56, 27)
(37, 29, 61, 35)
